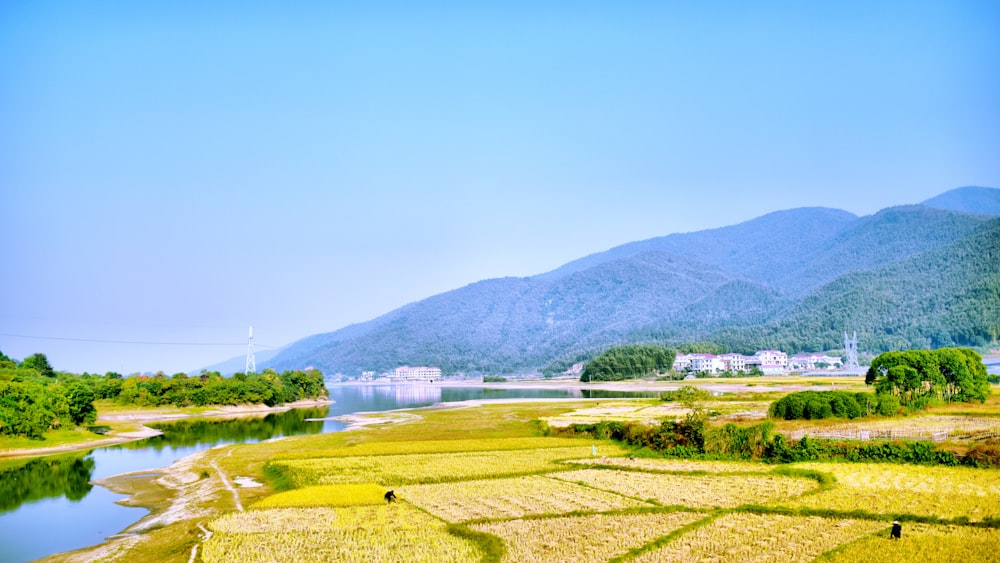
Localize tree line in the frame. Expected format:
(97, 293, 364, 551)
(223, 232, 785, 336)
(580, 345, 677, 382)
(0, 349, 327, 440)
(93, 368, 327, 408)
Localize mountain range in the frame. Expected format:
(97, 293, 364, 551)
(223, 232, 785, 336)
(209, 186, 1000, 376)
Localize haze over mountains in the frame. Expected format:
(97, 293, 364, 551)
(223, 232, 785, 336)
(209, 187, 1000, 376)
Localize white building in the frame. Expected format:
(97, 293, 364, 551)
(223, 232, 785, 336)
(752, 350, 788, 368)
(717, 353, 747, 373)
(688, 353, 722, 374)
(789, 354, 842, 371)
(673, 353, 692, 371)
(390, 366, 442, 381)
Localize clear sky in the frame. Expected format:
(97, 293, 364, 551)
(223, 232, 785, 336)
(1, 1, 998, 375)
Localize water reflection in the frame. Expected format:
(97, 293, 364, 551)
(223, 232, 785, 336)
(121, 407, 328, 451)
(0, 454, 95, 514)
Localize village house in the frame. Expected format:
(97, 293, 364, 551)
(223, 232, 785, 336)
(674, 349, 798, 375)
(789, 353, 843, 371)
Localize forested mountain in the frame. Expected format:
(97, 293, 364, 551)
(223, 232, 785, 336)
(922, 186, 1000, 216)
(709, 219, 1000, 354)
(247, 187, 1000, 376)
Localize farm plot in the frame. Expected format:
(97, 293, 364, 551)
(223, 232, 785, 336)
(398, 475, 648, 522)
(564, 457, 772, 474)
(542, 401, 771, 427)
(817, 523, 1000, 563)
(471, 511, 706, 563)
(272, 437, 594, 460)
(203, 504, 478, 563)
(785, 415, 1000, 442)
(782, 462, 1000, 521)
(632, 513, 885, 563)
(549, 469, 818, 508)
(541, 403, 690, 427)
(270, 445, 626, 487)
(252, 483, 386, 508)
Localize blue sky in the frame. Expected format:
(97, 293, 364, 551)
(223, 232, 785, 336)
(1, 1, 998, 374)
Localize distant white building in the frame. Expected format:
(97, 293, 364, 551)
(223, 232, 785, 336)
(717, 353, 746, 373)
(752, 350, 788, 368)
(688, 353, 723, 374)
(673, 353, 692, 371)
(674, 349, 802, 375)
(390, 366, 442, 381)
(789, 354, 842, 371)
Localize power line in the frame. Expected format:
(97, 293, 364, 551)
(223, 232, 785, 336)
(0, 332, 277, 348)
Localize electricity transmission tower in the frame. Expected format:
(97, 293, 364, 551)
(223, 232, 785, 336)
(844, 331, 859, 369)
(245, 325, 256, 375)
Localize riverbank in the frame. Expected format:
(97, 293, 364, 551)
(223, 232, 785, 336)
(0, 398, 333, 459)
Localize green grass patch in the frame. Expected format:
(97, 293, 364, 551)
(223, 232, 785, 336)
(0, 427, 105, 451)
(446, 523, 506, 563)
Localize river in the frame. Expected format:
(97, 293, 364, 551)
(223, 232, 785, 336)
(0, 383, 639, 563)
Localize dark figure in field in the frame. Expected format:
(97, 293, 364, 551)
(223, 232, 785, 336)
(384, 490, 397, 503)
(890, 521, 901, 539)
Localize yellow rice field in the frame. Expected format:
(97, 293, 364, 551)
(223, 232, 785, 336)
(564, 456, 772, 473)
(781, 462, 1000, 521)
(471, 511, 706, 563)
(817, 523, 1000, 563)
(632, 513, 886, 563)
(251, 483, 387, 508)
(398, 475, 647, 522)
(272, 437, 596, 460)
(271, 444, 626, 487)
(203, 503, 478, 563)
(549, 468, 818, 507)
(206, 407, 1000, 563)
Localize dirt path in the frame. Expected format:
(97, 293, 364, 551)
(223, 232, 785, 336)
(212, 451, 243, 512)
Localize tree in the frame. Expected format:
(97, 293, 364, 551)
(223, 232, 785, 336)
(0, 349, 15, 369)
(64, 383, 97, 426)
(867, 347, 989, 404)
(22, 353, 55, 378)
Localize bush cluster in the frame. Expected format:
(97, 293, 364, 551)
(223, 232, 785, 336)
(767, 391, 880, 420)
(560, 418, 976, 467)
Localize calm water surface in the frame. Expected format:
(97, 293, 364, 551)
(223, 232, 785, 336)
(0, 384, 626, 562)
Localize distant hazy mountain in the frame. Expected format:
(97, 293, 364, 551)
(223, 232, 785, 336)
(215, 187, 1000, 376)
(922, 186, 1000, 216)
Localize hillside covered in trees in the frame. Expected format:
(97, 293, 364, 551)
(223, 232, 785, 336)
(223, 187, 1000, 377)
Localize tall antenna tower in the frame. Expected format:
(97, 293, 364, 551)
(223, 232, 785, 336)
(844, 331, 859, 369)
(245, 325, 256, 375)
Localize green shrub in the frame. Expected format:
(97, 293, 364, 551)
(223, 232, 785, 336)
(876, 394, 901, 416)
(769, 391, 871, 421)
